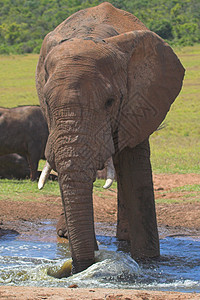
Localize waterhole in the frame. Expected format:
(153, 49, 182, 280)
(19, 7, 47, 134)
(0, 221, 199, 293)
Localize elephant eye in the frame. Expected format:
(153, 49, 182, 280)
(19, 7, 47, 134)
(105, 98, 115, 109)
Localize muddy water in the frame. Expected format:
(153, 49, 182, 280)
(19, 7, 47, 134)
(0, 221, 200, 293)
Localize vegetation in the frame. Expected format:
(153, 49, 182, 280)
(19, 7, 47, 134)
(150, 44, 200, 174)
(0, 178, 117, 202)
(0, 178, 199, 205)
(0, 178, 60, 201)
(156, 184, 200, 204)
(0, 0, 200, 54)
(0, 44, 200, 173)
(0, 55, 38, 106)
(0, 26, 199, 204)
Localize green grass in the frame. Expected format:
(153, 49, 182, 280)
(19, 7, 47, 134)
(93, 179, 117, 192)
(155, 184, 200, 204)
(156, 196, 199, 204)
(0, 45, 200, 174)
(93, 179, 117, 198)
(170, 184, 200, 192)
(0, 178, 116, 202)
(150, 44, 200, 173)
(0, 54, 39, 107)
(0, 179, 60, 202)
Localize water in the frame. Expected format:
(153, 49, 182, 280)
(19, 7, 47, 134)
(0, 223, 200, 292)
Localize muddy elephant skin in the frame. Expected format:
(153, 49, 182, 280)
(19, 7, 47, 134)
(0, 106, 49, 180)
(36, 2, 185, 273)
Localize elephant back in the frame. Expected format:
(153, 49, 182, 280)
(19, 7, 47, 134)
(39, 2, 148, 58)
(57, 2, 148, 36)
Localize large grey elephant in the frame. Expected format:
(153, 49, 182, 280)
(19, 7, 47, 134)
(36, 2, 184, 274)
(0, 106, 49, 180)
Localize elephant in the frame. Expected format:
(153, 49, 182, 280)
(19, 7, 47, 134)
(0, 154, 30, 179)
(36, 2, 185, 274)
(0, 153, 58, 180)
(0, 105, 49, 180)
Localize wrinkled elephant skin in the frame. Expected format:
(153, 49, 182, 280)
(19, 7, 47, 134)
(36, 2, 185, 273)
(0, 106, 49, 180)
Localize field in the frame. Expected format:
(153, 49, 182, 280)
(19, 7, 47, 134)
(150, 45, 200, 174)
(0, 44, 199, 204)
(0, 45, 200, 174)
(0, 45, 200, 299)
(0, 45, 200, 202)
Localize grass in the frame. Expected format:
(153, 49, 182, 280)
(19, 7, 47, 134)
(0, 177, 116, 203)
(0, 179, 60, 202)
(1, 176, 199, 205)
(170, 184, 200, 193)
(0, 54, 39, 107)
(155, 184, 200, 204)
(93, 179, 117, 199)
(0, 45, 199, 204)
(150, 44, 200, 173)
(0, 45, 199, 174)
(156, 194, 199, 204)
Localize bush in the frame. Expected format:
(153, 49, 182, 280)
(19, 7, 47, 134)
(149, 19, 173, 40)
(0, 44, 10, 55)
(0, 0, 199, 52)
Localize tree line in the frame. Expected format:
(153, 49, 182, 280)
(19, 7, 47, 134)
(0, 0, 199, 54)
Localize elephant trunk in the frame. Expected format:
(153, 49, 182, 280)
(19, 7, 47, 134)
(54, 136, 96, 273)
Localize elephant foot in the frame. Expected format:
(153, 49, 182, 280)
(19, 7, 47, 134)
(72, 258, 94, 274)
(56, 213, 68, 238)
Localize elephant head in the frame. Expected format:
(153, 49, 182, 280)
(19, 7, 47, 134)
(36, 3, 184, 274)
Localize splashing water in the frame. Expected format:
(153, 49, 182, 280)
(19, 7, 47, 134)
(0, 226, 200, 292)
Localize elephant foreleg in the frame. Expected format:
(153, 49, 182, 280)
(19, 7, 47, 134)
(26, 154, 38, 181)
(114, 139, 160, 260)
(116, 184, 130, 241)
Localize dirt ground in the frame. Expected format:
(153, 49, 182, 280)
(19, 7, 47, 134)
(0, 173, 200, 299)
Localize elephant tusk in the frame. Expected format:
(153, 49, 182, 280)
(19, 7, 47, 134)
(38, 161, 52, 190)
(103, 157, 115, 189)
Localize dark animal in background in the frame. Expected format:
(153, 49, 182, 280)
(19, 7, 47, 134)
(0, 154, 30, 179)
(0, 106, 49, 180)
(0, 153, 58, 180)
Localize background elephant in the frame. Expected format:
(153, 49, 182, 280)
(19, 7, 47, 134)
(0, 105, 48, 180)
(0, 154, 30, 179)
(0, 153, 58, 180)
(36, 2, 184, 274)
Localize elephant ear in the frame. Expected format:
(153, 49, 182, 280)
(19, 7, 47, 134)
(105, 30, 185, 151)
